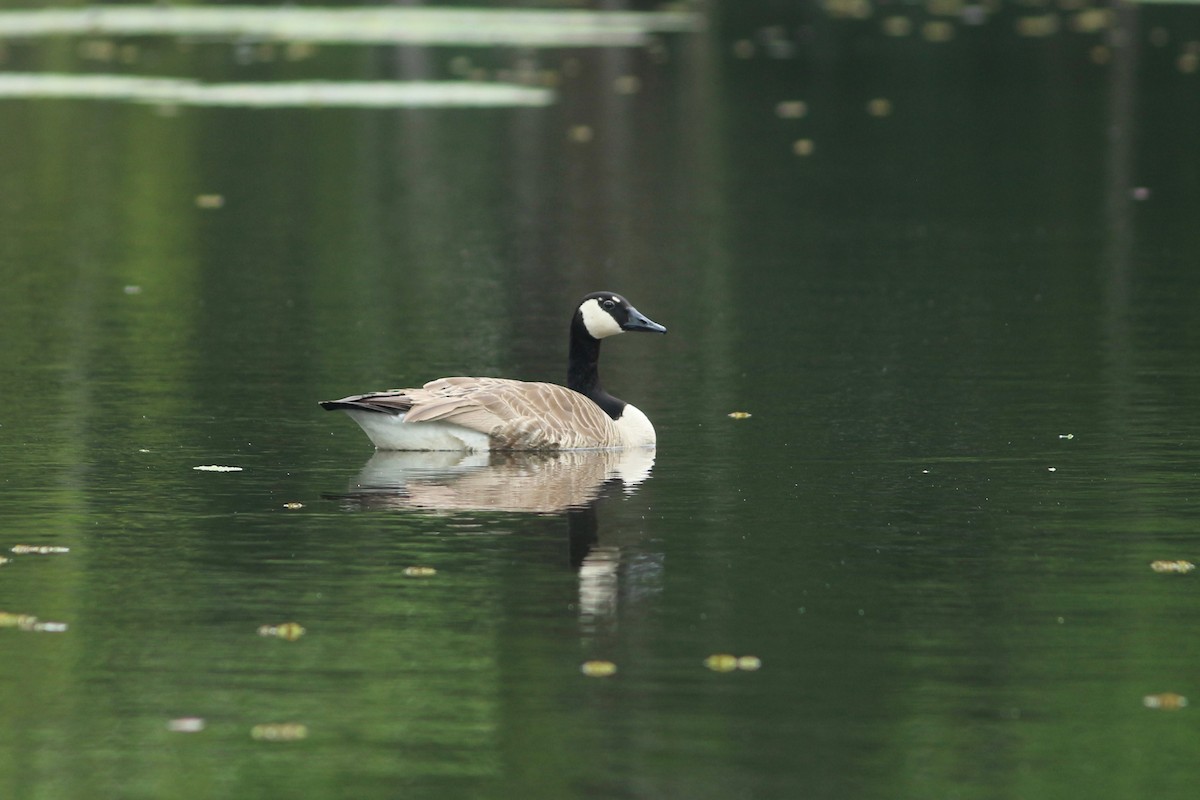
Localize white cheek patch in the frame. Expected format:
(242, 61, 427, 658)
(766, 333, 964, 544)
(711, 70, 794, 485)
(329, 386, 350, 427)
(580, 298, 624, 339)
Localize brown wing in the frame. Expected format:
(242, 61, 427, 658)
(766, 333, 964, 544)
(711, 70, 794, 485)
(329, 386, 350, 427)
(400, 378, 621, 449)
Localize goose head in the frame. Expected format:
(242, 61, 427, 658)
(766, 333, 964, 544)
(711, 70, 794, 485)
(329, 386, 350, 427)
(576, 292, 668, 340)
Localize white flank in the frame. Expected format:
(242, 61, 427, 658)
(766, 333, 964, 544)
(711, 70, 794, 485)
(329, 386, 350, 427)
(579, 298, 624, 339)
(343, 410, 492, 452)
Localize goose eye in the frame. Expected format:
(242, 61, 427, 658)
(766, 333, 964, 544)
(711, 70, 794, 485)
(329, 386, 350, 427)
(602, 300, 616, 310)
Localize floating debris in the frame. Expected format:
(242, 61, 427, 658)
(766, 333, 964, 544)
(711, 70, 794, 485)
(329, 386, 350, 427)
(775, 99, 808, 119)
(0, 612, 68, 632)
(123, 285, 143, 295)
(613, 75, 641, 95)
(257, 622, 306, 641)
(193, 465, 243, 472)
(403, 566, 438, 577)
(567, 124, 594, 143)
(1143, 693, 1188, 710)
(1150, 560, 1195, 574)
(195, 194, 225, 209)
(865, 98, 893, 117)
(1058, 433, 1075, 440)
(792, 139, 815, 156)
(704, 653, 739, 672)
(1071, 8, 1112, 33)
(251, 723, 308, 741)
(705, 653, 761, 672)
(0, 557, 8, 566)
(1015, 15, 1059, 38)
(881, 16, 913, 37)
(1047, 467, 1057, 472)
(580, 660, 617, 677)
(167, 717, 206, 733)
(11, 545, 69, 554)
(921, 20, 956, 42)
(727, 411, 753, 419)
(282, 502, 304, 510)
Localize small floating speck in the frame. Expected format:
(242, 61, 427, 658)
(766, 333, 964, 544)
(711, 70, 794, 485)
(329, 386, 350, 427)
(138, 448, 151, 453)
(704, 653, 739, 672)
(865, 98, 893, 117)
(1016, 14, 1059, 37)
(881, 16, 913, 37)
(775, 99, 808, 119)
(403, 566, 438, 577)
(613, 75, 640, 95)
(195, 194, 225, 209)
(727, 411, 753, 420)
(11, 545, 70, 554)
(1047, 467, 1057, 472)
(167, 717, 206, 733)
(282, 502, 304, 510)
(258, 622, 306, 640)
(251, 723, 308, 741)
(0, 613, 67, 632)
(193, 465, 243, 472)
(1058, 433, 1074, 440)
(123, 285, 142, 295)
(1131, 187, 1151, 201)
(921, 20, 956, 42)
(567, 124, 593, 143)
(580, 660, 617, 677)
(792, 138, 815, 156)
(737, 655, 763, 671)
(1144, 693, 1188, 710)
(1150, 560, 1195, 574)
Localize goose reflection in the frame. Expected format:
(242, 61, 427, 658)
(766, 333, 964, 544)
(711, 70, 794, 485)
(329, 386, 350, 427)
(330, 448, 654, 514)
(327, 449, 657, 631)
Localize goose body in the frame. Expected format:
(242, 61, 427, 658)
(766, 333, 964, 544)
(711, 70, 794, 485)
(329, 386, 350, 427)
(320, 292, 666, 451)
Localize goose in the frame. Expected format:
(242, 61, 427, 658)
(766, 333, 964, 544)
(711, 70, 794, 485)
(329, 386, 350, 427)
(319, 292, 666, 451)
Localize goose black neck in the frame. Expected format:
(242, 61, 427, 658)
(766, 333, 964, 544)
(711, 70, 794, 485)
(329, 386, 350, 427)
(569, 317, 625, 421)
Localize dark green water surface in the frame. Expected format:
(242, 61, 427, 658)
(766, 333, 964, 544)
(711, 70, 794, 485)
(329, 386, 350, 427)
(3, 4, 1200, 799)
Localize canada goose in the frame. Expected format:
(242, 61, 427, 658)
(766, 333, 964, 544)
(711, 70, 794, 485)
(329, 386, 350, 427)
(319, 292, 666, 451)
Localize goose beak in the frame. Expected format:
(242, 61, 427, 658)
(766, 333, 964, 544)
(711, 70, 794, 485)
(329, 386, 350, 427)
(622, 306, 667, 334)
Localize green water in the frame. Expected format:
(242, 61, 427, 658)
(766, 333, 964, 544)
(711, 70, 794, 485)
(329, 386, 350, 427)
(3, 4, 1200, 799)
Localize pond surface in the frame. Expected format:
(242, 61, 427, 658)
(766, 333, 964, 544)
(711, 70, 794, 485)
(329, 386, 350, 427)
(2, 3, 1200, 799)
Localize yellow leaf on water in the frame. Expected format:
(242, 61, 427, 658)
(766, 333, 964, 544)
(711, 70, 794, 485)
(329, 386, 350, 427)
(1150, 560, 1195, 574)
(1143, 693, 1188, 710)
(727, 411, 752, 420)
(251, 723, 308, 741)
(580, 660, 617, 677)
(704, 654, 739, 672)
(258, 622, 306, 641)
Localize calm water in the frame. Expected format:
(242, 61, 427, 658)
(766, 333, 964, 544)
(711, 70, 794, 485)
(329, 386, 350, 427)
(3, 3, 1200, 799)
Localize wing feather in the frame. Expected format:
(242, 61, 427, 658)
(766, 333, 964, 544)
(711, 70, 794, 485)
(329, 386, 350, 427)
(366, 377, 622, 449)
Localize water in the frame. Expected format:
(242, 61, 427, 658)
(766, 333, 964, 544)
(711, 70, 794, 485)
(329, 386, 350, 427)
(3, 3, 1200, 798)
